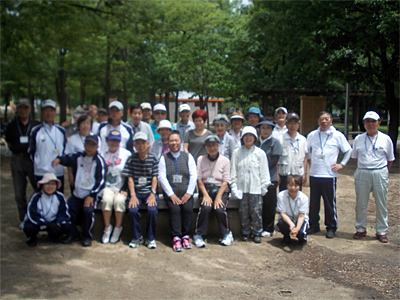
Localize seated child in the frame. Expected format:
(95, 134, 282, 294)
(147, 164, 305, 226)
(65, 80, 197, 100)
(23, 173, 71, 247)
(52, 135, 107, 247)
(276, 175, 309, 246)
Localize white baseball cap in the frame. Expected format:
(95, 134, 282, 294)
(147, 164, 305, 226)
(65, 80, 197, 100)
(42, 99, 57, 110)
(156, 119, 173, 133)
(363, 111, 380, 121)
(178, 104, 191, 113)
(153, 103, 167, 112)
(275, 106, 288, 115)
(133, 132, 148, 141)
(109, 101, 124, 111)
(141, 102, 152, 110)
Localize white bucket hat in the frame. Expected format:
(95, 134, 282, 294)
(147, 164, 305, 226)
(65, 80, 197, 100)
(241, 126, 258, 140)
(37, 173, 61, 189)
(156, 119, 173, 133)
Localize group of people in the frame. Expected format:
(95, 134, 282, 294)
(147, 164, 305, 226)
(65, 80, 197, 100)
(5, 97, 395, 251)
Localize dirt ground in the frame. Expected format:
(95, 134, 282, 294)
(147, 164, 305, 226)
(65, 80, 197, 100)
(1, 154, 399, 300)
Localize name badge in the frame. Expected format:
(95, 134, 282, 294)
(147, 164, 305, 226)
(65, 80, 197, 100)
(111, 170, 119, 177)
(54, 149, 60, 155)
(19, 136, 29, 144)
(172, 174, 183, 183)
(207, 176, 215, 183)
(318, 154, 325, 160)
(138, 177, 147, 185)
(82, 181, 89, 187)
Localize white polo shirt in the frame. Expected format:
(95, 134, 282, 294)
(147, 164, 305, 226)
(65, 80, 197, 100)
(307, 126, 351, 178)
(277, 190, 309, 223)
(351, 131, 395, 169)
(272, 125, 288, 140)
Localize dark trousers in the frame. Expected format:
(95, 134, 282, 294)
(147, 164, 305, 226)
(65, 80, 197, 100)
(195, 192, 230, 238)
(67, 194, 96, 239)
(279, 176, 303, 192)
(309, 176, 337, 231)
(262, 182, 278, 233)
(35, 175, 65, 194)
(165, 195, 193, 238)
(24, 219, 71, 239)
(128, 193, 159, 240)
(277, 218, 308, 242)
(11, 155, 36, 221)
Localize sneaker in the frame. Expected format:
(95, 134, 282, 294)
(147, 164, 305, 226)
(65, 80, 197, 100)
(326, 229, 335, 239)
(26, 236, 37, 247)
(182, 235, 192, 249)
(298, 239, 307, 246)
(353, 231, 367, 239)
(110, 226, 123, 244)
(193, 234, 206, 248)
(19, 221, 24, 231)
(281, 237, 292, 247)
(261, 231, 273, 238)
(146, 240, 157, 249)
(253, 235, 261, 243)
(308, 227, 321, 235)
(376, 233, 388, 243)
(102, 225, 113, 244)
(221, 231, 234, 246)
(242, 234, 250, 242)
(129, 236, 144, 248)
(172, 237, 183, 252)
(82, 238, 92, 247)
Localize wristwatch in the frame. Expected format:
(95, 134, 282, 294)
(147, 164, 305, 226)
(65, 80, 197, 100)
(151, 189, 157, 195)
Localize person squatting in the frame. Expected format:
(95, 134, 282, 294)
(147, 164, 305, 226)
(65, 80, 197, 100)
(9, 99, 394, 250)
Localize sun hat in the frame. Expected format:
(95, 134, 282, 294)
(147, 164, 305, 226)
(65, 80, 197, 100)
(37, 173, 61, 189)
(246, 107, 263, 119)
(256, 119, 276, 128)
(156, 119, 173, 133)
(241, 126, 258, 140)
(212, 114, 230, 126)
(205, 135, 221, 145)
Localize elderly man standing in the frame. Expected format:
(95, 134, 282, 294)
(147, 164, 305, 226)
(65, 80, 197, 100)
(306, 111, 352, 239)
(128, 104, 154, 146)
(98, 100, 134, 153)
(141, 102, 153, 124)
(272, 106, 288, 139)
(29, 99, 67, 192)
(6, 98, 40, 227)
(351, 111, 395, 243)
(174, 103, 195, 141)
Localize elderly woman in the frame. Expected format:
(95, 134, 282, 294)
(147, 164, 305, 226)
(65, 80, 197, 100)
(230, 126, 271, 243)
(184, 109, 213, 162)
(150, 119, 174, 160)
(65, 114, 93, 191)
(193, 135, 234, 248)
(255, 119, 283, 238)
(213, 114, 237, 160)
(229, 111, 245, 148)
(99, 130, 132, 244)
(159, 131, 197, 252)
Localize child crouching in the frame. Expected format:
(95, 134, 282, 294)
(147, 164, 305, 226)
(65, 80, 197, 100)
(23, 173, 71, 247)
(276, 175, 309, 246)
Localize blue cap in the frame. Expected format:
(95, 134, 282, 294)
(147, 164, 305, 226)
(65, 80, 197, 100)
(85, 135, 99, 144)
(246, 107, 263, 119)
(256, 119, 276, 128)
(107, 130, 121, 141)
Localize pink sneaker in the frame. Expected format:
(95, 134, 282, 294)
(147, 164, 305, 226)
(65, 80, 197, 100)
(172, 237, 182, 252)
(182, 235, 192, 250)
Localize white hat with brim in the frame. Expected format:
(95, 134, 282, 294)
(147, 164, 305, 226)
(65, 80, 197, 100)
(37, 173, 61, 189)
(230, 114, 245, 122)
(241, 126, 258, 140)
(109, 101, 124, 111)
(156, 119, 173, 133)
(179, 104, 191, 113)
(153, 103, 167, 112)
(275, 107, 288, 115)
(363, 111, 380, 121)
(141, 102, 152, 110)
(133, 132, 148, 141)
(42, 99, 57, 110)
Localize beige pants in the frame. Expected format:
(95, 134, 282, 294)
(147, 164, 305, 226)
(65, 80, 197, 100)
(101, 188, 127, 212)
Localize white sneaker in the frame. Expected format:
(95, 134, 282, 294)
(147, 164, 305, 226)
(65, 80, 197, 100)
(102, 225, 113, 244)
(221, 231, 234, 246)
(261, 231, 273, 238)
(146, 240, 157, 249)
(110, 226, 123, 244)
(193, 234, 206, 248)
(129, 236, 144, 248)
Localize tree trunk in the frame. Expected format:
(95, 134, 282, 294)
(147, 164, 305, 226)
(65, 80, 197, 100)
(104, 38, 112, 108)
(205, 95, 209, 129)
(57, 52, 67, 124)
(384, 80, 399, 152)
(165, 91, 170, 120)
(80, 81, 86, 106)
(351, 94, 359, 132)
(174, 91, 179, 123)
(28, 81, 35, 120)
(149, 91, 156, 106)
(199, 95, 204, 110)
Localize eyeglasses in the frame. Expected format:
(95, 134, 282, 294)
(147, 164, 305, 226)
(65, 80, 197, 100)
(154, 112, 166, 115)
(319, 117, 331, 121)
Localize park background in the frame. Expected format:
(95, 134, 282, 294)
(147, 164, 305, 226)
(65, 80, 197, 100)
(1, 0, 399, 144)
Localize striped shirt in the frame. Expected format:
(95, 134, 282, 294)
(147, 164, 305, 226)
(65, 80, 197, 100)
(122, 152, 159, 194)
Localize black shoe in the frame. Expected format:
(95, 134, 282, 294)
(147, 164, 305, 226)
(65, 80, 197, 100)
(26, 236, 37, 247)
(61, 234, 80, 245)
(308, 227, 321, 235)
(253, 235, 261, 243)
(242, 234, 250, 242)
(326, 229, 335, 239)
(299, 240, 308, 246)
(281, 238, 292, 247)
(82, 238, 92, 247)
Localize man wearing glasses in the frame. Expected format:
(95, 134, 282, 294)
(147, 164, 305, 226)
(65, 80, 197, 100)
(306, 111, 351, 239)
(150, 103, 175, 140)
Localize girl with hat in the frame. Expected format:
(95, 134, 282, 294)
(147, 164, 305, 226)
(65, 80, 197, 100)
(99, 130, 132, 244)
(23, 173, 71, 247)
(230, 126, 271, 243)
